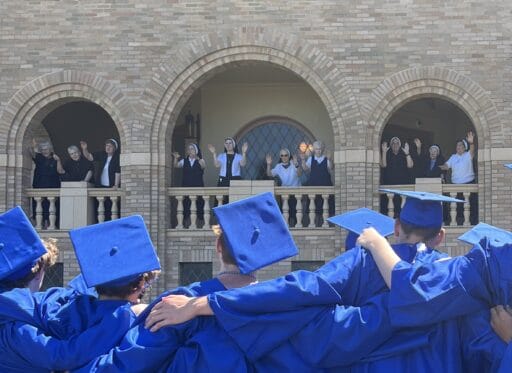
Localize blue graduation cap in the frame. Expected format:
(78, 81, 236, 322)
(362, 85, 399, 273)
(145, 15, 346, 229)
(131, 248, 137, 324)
(0, 206, 47, 281)
(213, 192, 298, 274)
(328, 208, 395, 249)
(380, 189, 464, 228)
(458, 222, 512, 247)
(505, 163, 512, 170)
(69, 215, 161, 288)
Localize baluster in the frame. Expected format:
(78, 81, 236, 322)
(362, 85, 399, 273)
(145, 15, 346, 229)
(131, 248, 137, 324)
(216, 195, 223, 207)
(463, 192, 471, 226)
(111, 196, 119, 220)
(203, 195, 211, 229)
(322, 194, 329, 227)
(282, 194, 290, 227)
(97, 197, 106, 223)
(386, 193, 394, 218)
(48, 197, 57, 230)
(449, 193, 457, 226)
(176, 196, 184, 229)
(295, 194, 303, 228)
(190, 195, 198, 229)
(35, 197, 43, 229)
(308, 194, 316, 227)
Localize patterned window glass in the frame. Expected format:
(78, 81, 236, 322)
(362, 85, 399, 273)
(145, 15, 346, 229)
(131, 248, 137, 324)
(291, 260, 325, 272)
(41, 262, 64, 290)
(238, 119, 314, 181)
(179, 262, 213, 286)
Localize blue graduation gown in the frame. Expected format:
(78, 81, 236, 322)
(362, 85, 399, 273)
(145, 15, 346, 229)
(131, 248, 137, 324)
(498, 343, 512, 373)
(0, 286, 137, 371)
(206, 244, 448, 369)
(0, 307, 133, 373)
(74, 278, 230, 373)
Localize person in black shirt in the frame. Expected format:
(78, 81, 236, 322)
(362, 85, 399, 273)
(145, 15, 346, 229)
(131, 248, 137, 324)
(172, 143, 206, 226)
(61, 145, 93, 182)
(380, 136, 413, 216)
(29, 139, 62, 228)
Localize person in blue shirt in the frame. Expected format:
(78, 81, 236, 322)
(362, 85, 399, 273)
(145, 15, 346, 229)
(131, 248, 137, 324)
(145, 190, 468, 370)
(0, 212, 161, 372)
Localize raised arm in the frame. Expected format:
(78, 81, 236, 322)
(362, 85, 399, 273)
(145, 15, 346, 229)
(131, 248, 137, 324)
(54, 153, 65, 174)
(467, 131, 475, 159)
(80, 141, 93, 161)
(208, 144, 221, 168)
(380, 142, 389, 168)
(28, 138, 38, 159)
(172, 152, 181, 168)
(239, 142, 248, 167)
(403, 142, 413, 169)
(266, 154, 273, 178)
(357, 227, 400, 288)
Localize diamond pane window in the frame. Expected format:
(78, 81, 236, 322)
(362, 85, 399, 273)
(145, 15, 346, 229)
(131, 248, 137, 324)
(237, 118, 314, 181)
(179, 262, 213, 286)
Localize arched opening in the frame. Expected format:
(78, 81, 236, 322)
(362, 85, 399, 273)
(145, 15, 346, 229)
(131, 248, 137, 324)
(23, 100, 120, 228)
(380, 97, 478, 225)
(170, 62, 333, 187)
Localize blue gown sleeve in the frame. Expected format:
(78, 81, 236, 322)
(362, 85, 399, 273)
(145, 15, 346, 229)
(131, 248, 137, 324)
(73, 324, 182, 373)
(388, 253, 491, 327)
(458, 310, 507, 373)
(288, 293, 394, 368)
(208, 250, 362, 317)
(0, 305, 135, 371)
(498, 342, 512, 373)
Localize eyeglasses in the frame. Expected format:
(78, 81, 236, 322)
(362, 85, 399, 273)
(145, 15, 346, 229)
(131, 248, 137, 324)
(280, 154, 289, 157)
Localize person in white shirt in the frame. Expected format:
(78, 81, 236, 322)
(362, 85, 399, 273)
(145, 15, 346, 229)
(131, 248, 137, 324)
(266, 148, 302, 226)
(208, 137, 248, 187)
(440, 131, 477, 225)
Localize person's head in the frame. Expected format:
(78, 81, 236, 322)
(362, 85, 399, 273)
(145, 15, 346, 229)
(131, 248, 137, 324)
(212, 225, 237, 267)
(223, 137, 238, 154)
(312, 140, 325, 157)
(187, 143, 201, 159)
(1, 238, 59, 292)
(39, 141, 53, 158)
(212, 192, 298, 274)
(0, 206, 50, 292)
(390, 137, 401, 154)
(67, 145, 82, 161)
(95, 270, 160, 304)
(279, 148, 291, 165)
(104, 138, 119, 156)
(70, 215, 161, 304)
(455, 139, 468, 155)
(429, 144, 441, 160)
(381, 189, 463, 247)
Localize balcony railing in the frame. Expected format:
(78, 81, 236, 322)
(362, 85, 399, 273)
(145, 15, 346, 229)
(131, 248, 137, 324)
(168, 186, 336, 230)
(379, 183, 479, 226)
(26, 183, 124, 230)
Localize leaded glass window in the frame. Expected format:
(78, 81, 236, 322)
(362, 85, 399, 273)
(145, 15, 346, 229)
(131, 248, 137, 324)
(237, 118, 314, 181)
(179, 262, 213, 286)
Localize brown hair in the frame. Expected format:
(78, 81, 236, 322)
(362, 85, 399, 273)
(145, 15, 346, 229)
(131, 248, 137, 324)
(398, 219, 440, 242)
(95, 270, 160, 299)
(212, 225, 237, 266)
(0, 237, 59, 289)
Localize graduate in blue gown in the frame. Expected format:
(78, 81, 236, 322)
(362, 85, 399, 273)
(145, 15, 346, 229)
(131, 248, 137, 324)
(0, 212, 161, 372)
(145, 190, 466, 370)
(75, 192, 299, 372)
(359, 216, 512, 371)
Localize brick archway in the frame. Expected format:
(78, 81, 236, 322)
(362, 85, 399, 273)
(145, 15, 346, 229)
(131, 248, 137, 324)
(364, 66, 501, 220)
(0, 70, 136, 208)
(144, 27, 361, 157)
(365, 67, 500, 149)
